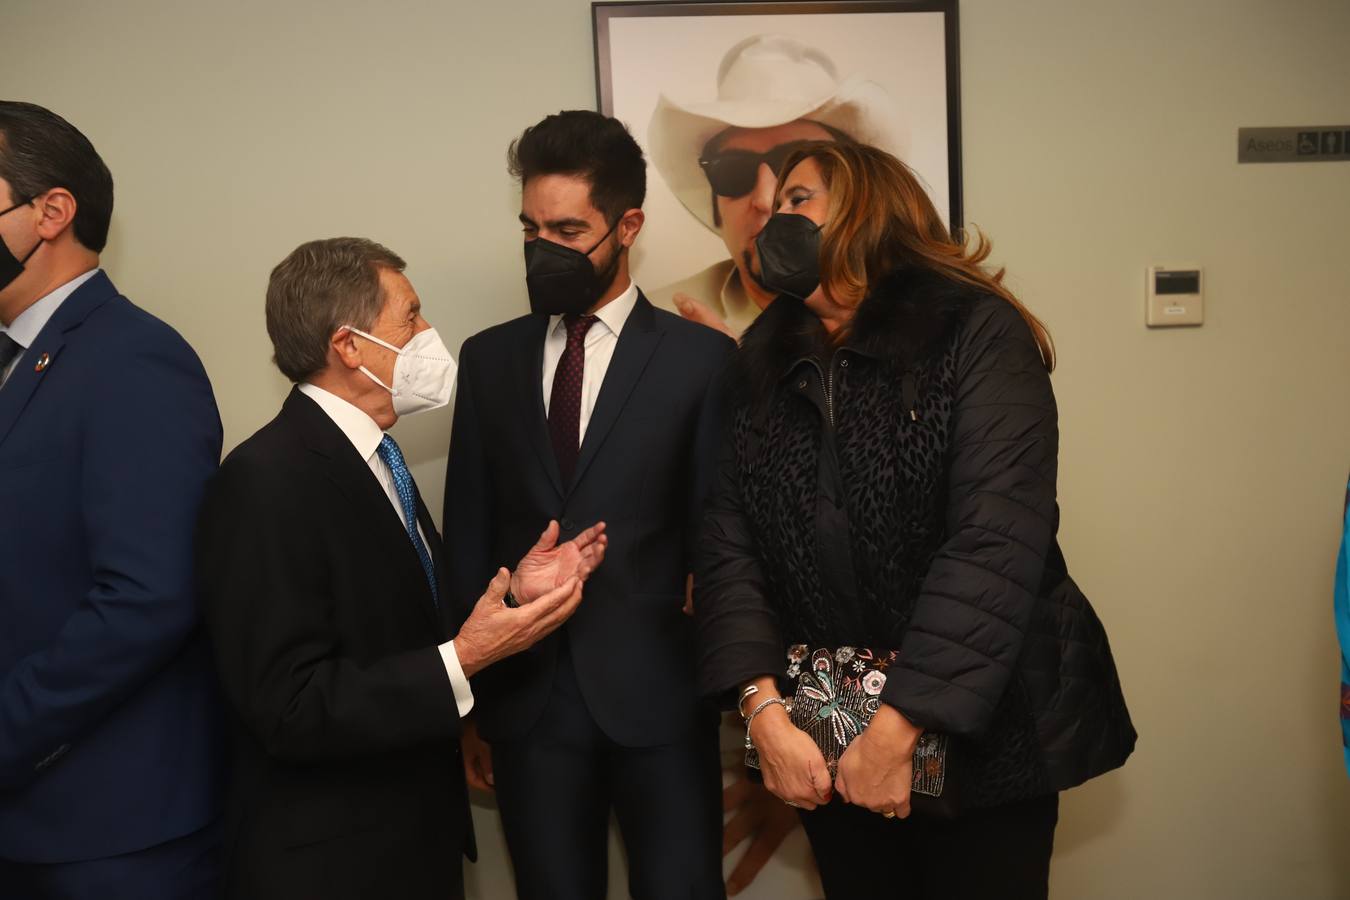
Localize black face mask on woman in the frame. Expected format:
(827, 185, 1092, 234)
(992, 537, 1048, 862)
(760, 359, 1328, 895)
(523, 219, 622, 316)
(754, 212, 822, 301)
(0, 199, 41, 293)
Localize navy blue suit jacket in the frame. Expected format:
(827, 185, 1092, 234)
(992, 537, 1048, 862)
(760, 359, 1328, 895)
(0, 271, 224, 863)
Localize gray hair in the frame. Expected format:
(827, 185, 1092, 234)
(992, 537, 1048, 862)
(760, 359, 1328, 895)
(265, 237, 406, 383)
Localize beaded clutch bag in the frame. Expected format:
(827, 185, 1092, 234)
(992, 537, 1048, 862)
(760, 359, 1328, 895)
(745, 645, 958, 817)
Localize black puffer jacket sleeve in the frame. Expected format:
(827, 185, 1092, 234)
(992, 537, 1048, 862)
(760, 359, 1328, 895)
(694, 425, 786, 706)
(880, 295, 1057, 738)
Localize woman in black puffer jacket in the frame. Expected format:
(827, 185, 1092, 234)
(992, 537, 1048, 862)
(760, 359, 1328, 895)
(694, 142, 1134, 900)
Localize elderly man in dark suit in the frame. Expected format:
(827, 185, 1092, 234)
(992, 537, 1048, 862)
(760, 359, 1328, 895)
(197, 236, 606, 900)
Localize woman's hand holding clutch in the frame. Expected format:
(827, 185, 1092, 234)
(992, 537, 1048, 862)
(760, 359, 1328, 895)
(748, 702, 834, 811)
(834, 703, 923, 819)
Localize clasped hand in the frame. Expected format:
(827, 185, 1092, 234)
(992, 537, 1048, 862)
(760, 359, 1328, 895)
(753, 701, 922, 818)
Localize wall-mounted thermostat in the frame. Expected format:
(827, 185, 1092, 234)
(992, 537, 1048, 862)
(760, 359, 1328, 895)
(1146, 265, 1203, 327)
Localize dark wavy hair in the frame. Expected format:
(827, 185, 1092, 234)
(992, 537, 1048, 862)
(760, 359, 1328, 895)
(507, 110, 646, 224)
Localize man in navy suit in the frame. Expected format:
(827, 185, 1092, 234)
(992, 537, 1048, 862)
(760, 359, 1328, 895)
(0, 102, 224, 897)
(445, 111, 735, 899)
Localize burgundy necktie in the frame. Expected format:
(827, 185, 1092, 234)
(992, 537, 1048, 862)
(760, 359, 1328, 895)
(548, 314, 598, 484)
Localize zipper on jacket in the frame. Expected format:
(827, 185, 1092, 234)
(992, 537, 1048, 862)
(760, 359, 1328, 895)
(806, 349, 869, 643)
(805, 349, 845, 430)
(825, 358, 836, 429)
(901, 371, 919, 422)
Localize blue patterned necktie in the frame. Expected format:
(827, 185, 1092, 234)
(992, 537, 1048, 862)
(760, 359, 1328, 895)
(376, 434, 439, 609)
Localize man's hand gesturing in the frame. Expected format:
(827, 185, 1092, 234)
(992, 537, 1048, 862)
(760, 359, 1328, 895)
(511, 520, 607, 603)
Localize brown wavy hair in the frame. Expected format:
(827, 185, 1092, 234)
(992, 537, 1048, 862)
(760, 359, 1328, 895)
(776, 142, 1055, 371)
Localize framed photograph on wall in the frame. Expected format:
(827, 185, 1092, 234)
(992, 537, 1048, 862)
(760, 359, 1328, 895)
(593, 0, 961, 337)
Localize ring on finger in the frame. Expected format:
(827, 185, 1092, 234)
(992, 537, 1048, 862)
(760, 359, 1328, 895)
(882, 810, 897, 819)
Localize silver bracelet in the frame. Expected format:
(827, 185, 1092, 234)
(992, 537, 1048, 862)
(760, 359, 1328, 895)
(743, 696, 790, 749)
(737, 684, 760, 720)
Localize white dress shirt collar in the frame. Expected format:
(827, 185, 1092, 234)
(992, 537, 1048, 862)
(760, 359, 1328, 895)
(1, 268, 100, 348)
(297, 382, 385, 461)
(548, 277, 640, 341)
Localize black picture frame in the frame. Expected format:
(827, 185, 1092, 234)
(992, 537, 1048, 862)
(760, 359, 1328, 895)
(593, 0, 963, 234)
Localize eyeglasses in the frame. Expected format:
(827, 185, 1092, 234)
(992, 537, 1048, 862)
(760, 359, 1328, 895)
(698, 141, 815, 199)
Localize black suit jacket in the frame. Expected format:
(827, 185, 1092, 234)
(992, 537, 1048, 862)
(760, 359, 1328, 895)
(444, 293, 735, 747)
(198, 388, 472, 900)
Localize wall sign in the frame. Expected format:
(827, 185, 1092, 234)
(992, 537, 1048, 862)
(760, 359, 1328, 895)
(1238, 126, 1350, 163)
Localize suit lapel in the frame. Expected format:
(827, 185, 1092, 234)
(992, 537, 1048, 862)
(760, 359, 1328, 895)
(287, 390, 442, 636)
(0, 272, 115, 451)
(524, 316, 565, 498)
(415, 493, 453, 636)
(570, 293, 662, 494)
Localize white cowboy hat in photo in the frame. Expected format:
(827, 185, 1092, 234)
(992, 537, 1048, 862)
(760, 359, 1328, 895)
(648, 34, 909, 233)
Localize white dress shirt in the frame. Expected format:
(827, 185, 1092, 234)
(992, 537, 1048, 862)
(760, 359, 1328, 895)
(297, 383, 474, 718)
(541, 278, 640, 441)
(0, 267, 99, 386)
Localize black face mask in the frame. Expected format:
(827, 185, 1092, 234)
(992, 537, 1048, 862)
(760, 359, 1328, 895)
(523, 219, 622, 316)
(754, 213, 822, 301)
(0, 199, 41, 293)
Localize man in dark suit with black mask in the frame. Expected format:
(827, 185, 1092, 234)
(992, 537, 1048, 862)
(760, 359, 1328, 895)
(197, 237, 607, 899)
(445, 111, 735, 900)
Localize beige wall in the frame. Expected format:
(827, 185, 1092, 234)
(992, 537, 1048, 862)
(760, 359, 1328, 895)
(5, 0, 1349, 896)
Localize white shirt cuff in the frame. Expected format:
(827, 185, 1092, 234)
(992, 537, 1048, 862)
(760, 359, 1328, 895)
(439, 641, 476, 718)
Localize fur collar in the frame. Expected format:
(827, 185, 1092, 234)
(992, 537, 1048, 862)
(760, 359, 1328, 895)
(734, 266, 976, 404)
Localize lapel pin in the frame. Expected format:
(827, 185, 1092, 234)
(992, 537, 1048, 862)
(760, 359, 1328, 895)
(35, 352, 50, 373)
